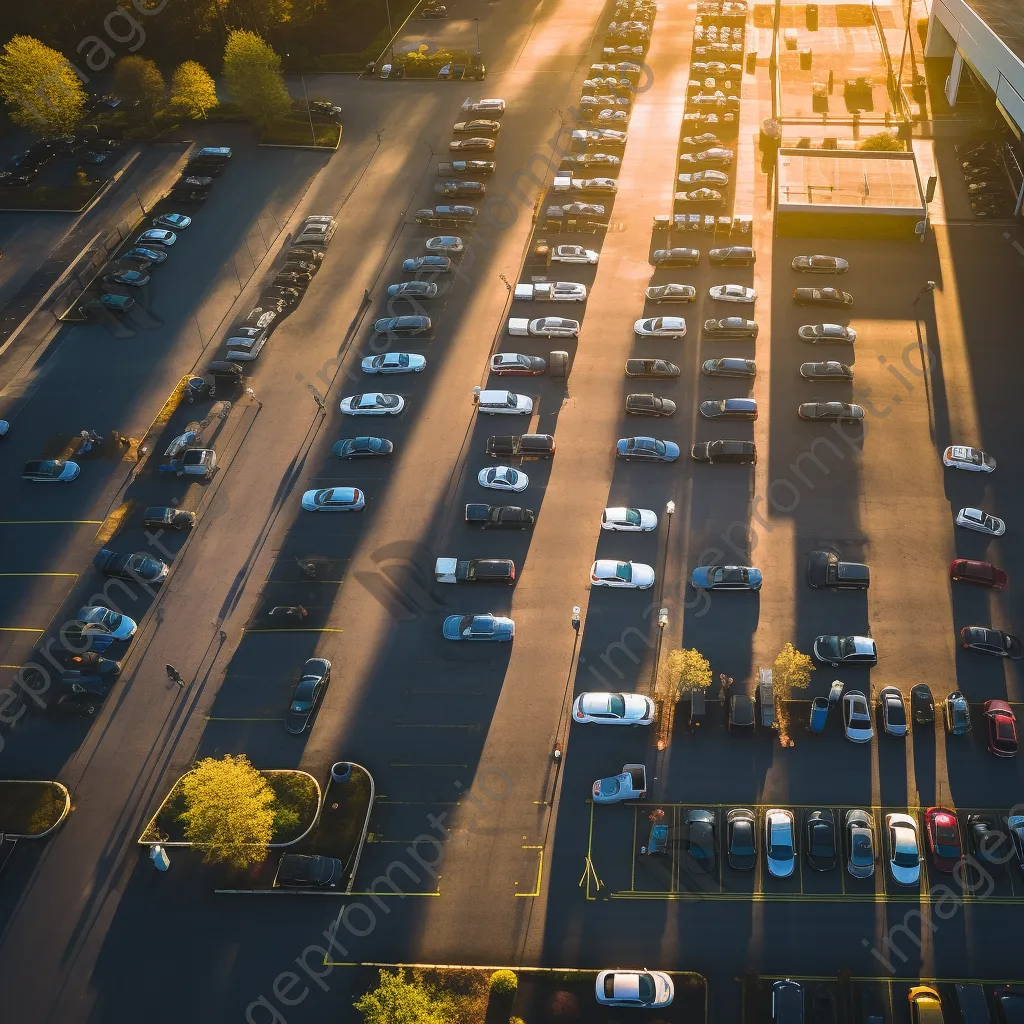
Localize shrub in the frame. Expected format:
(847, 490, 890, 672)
(489, 970, 518, 996)
(859, 130, 903, 152)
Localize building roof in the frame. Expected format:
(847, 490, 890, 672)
(777, 150, 924, 212)
(963, 0, 1024, 67)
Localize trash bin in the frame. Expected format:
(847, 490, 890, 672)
(806, 3, 818, 30)
(331, 762, 353, 784)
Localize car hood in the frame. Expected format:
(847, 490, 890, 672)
(629, 563, 655, 587)
(284, 709, 310, 733)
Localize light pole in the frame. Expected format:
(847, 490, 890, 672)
(474, 17, 481, 55)
(913, 280, 936, 304)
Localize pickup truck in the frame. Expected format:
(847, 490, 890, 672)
(434, 556, 516, 584)
(485, 433, 556, 459)
(592, 764, 647, 804)
(513, 282, 587, 302)
(465, 504, 536, 529)
(436, 160, 496, 177)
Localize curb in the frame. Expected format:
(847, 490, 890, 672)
(339, 762, 375, 894)
(0, 780, 71, 839)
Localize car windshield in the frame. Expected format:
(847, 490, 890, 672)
(851, 831, 873, 864)
(732, 825, 754, 855)
(608, 694, 626, 717)
(625, 509, 641, 526)
(614, 563, 632, 582)
(893, 833, 918, 866)
(637, 975, 656, 1003)
(653, 440, 666, 454)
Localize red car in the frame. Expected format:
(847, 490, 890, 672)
(949, 559, 1008, 590)
(924, 807, 962, 872)
(983, 699, 1018, 757)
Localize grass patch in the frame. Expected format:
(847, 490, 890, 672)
(0, 183, 105, 211)
(0, 781, 68, 835)
(140, 769, 318, 845)
(291, 764, 371, 866)
(260, 113, 341, 148)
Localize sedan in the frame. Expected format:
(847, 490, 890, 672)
(813, 635, 877, 667)
(949, 558, 1008, 589)
(625, 358, 680, 378)
(425, 236, 463, 253)
(339, 392, 405, 417)
(798, 324, 856, 344)
(616, 436, 680, 462)
(442, 613, 515, 641)
(700, 397, 757, 420)
(794, 287, 853, 307)
(491, 353, 546, 375)
(137, 228, 176, 247)
(448, 137, 495, 152)
(765, 808, 796, 878)
(960, 626, 1024, 659)
(879, 686, 908, 737)
(402, 255, 452, 273)
(561, 201, 606, 217)
(956, 507, 1005, 535)
(362, 352, 426, 374)
(601, 507, 658, 531)
(285, 658, 331, 734)
(946, 690, 972, 735)
(76, 606, 137, 640)
(590, 559, 654, 589)
(645, 284, 696, 303)
(678, 169, 729, 187)
(333, 436, 393, 459)
(967, 813, 1006, 872)
(625, 394, 676, 417)
(679, 147, 734, 167)
(550, 244, 599, 264)
(684, 809, 717, 873)
(575, 177, 618, 193)
(691, 565, 762, 591)
(885, 813, 922, 885)
(727, 808, 757, 870)
(681, 132, 721, 148)
(301, 486, 366, 512)
(709, 246, 755, 265)
(703, 316, 758, 339)
(805, 809, 837, 871)
(104, 269, 149, 287)
(983, 699, 1018, 756)
(709, 284, 756, 303)
(650, 247, 699, 267)
(1010, 818, 1024, 872)
(153, 213, 191, 231)
(798, 401, 863, 422)
(478, 466, 528, 492)
(567, 152, 621, 168)
(800, 361, 853, 382)
(792, 254, 849, 273)
(572, 691, 655, 725)
(843, 690, 873, 743)
(22, 459, 80, 482)
(142, 506, 196, 531)
(925, 806, 963, 872)
(845, 809, 875, 878)
(595, 971, 673, 1008)
(93, 549, 169, 583)
(943, 445, 996, 472)
(435, 179, 486, 197)
(386, 281, 439, 298)
(677, 187, 723, 204)
(634, 316, 687, 338)
(702, 357, 756, 379)
(452, 119, 500, 133)
(121, 246, 168, 265)
(373, 315, 432, 337)
(911, 684, 935, 725)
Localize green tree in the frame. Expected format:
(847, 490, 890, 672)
(771, 642, 815, 741)
(179, 754, 276, 868)
(663, 647, 713, 702)
(169, 60, 218, 119)
(113, 55, 165, 124)
(859, 130, 903, 152)
(355, 969, 451, 1024)
(222, 29, 292, 130)
(0, 35, 86, 138)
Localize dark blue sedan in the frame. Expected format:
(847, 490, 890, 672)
(616, 436, 680, 462)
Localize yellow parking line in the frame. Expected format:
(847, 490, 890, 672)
(0, 573, 77, 578)
(515, 845, 544, 897)
(204, 716, 285, 722)
(390, 763, 469, 768)
(243, 628, 345, 634)
(0, 627, 44, 632)
(0, 520, 103, 525)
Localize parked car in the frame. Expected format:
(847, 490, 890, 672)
(625, 394, 676, 417)
(601, 507, 658, 532)
(807, 550, 870, 589)
(691, 565, 762, 591)
(633, 316, 686, 338)
(448, 137, 495, 152)
(22, 459, 80, 482)
(727, 808, 757, 870)
(879, 686, 908, 737)
(765, 808, 796, 878)
(625, 359, 680, 378)
(616, 436, 680, 462)
(798, 323, 856, 344)
(332, 436, 394, 459)
(490, 353, 547, 376)
(93, 548, 169, 583)
(402, 255, 452, 273)
(703, 316, 758, 339)
(709, 284, 756, 303)
(645, 284, 696, 303)
(425, 236, 464, 254)
(142, 506, 196, 531)
(592, 764, 647, 804)
(595, 971, 674, 1008)
(955, 507, 1005, 535)
(966, 813, 1005, 871)
(702, 357, 756, 378)
(945, 690, 972, 735)
(362, 352, 426, 374)
(386, 281, 439, 299)
(842, 691, 873, 743)
(792, 254, 849, 274)
(794, 286, 853, 307)
(844, 809, 875, 878)
(442, 613, 515, 641)
(651, 247, 699, 267)
(153, 213, 191, 231)
(373, 315, 432, 337)
(478, 466, 528, 492)
(885, 812, 922, 886)
(983, 699, 1017, 756)
(590, 559, 654, 589)
(805, 809, 837, 871)
(550, 244, 599, 264)
(275, 854, 343, 888)
(949, 559, 1008, 589)
(960, 626, 1024, 658)
(104, 269, 149, 287)
(339, 393, 405, 416)
(798, 402, 864, 423)
(300, 486, 366, 512)
(683, 809, 717, 874)
(76, 606, 136, 640)
(690, 439, 756, 464)
(572, 691, 656, 725)
(911, 684, 934, 725)
(137, 228, 176, 247)
(813, 635, 877, 667)
(121, 246, 168, 265)
(943, 445, 996, 472)
(924, 806, 963, 872)
(699, 397, 757, 420)
(773, 981, 804, 1024)
(800, 361, 853, 382)
(285, 658, 331, 734)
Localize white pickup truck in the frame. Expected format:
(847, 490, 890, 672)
(592, 764, 647, 804)
(513, 282, 587, 302)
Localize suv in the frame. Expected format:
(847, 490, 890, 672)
(690, 439, 756, 464)
(709, 245, 755, 265)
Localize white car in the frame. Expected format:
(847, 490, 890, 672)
(677, 169, 729, 186)
(574, 176, 618, 194)
(884, 812, 921, 886)
(572, 691, 656, 725)
(76, 606, 137, 640)
(361, 353, 426, 374)
(710, 284, 756, 303)
(461, 98, 506, 115)
(645, 284, 696, 303)
(601, 507, 658, 532)
(301, 486, 366, 512)
(478, 466, 528, 492)
(798, 323, 856, 343)
(943, 445, 995, 472)
(595, 971, 674, 1008)
(137, 228, 176, 247)
(339, 393, 405, 416)
(550, 244, 598, 264)
(842, 690, 873, 743)
(634, 316, 686, 338)
(956, 507, 1005, 536)
(590, 559, 655, 589)
(507, 316, 579, 338)
(452, 119, 500, 134)
(477, 390, 533, 415)
(425, 235, 463, 253)
(765, 808, 796, 878)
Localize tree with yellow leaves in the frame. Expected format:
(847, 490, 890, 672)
(771, 642, 815, 744)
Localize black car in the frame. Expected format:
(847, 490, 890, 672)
(773, 980, 804, 1024)
(960, 626, 1024, 659)
(805, 809, 837, 871)
(794, 287, 853, 307)
(651, 247, 700, 267)
(93, 548, 169, 583)
(726, 807, 756, 870)
(699, 398, 757, 420)
(812, 634, 877, 667)
(709, 245, 755, 265)
(703, 316, 758, 339)
(683, 808, 717, 873)
(167, 189, 209, 205)
(690, 439, 756, 465)
(624, 358, 680, 378)
(701, 357, 756, 379)
(806, 550, 870, 589)
(434, 180, 486, 197)
(910, 683, 934, 725)
(285, 657, 332, 734)
(800, 361, 853, 382)
(728, 695, 755, 732)
(625, 394, 676, 417)
(59, 670, 115, 699)
(373, 315, 432, 337)
(967, 813, 1006, 872)
(332, 436, 394, 459)
(274, 853, 344, 888)
(798, 402, 864, 422)
(403, 255, 453, 273)
(142, 506, 196, 531)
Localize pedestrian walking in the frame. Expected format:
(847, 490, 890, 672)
(166, 664, 184, 687)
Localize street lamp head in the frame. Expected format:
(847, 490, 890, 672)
(926, 280, 936, 290)
(657, 607, 668, 629)
(666, 500, 676, 516)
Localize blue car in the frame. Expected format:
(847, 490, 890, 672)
(691, 565, 762, 591)
(442, 613, 515, 641)
(99, 293, 135, 312)
(616, 436, 680, 462)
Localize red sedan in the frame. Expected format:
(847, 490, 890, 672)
(983, 699, 1018, 757)
(924, 807, 963, 872)
(949, 559, 1008, 589)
